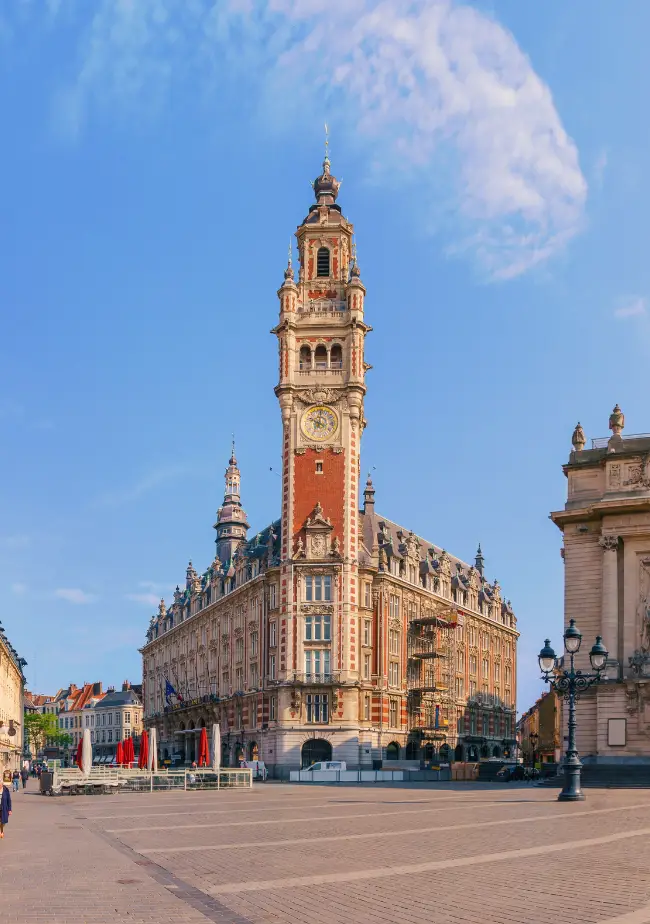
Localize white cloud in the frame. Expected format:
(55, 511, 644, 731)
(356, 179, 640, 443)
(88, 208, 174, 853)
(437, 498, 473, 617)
(21, 0, 588, 278)
(11, 582, 27, 596)
(54, 587, 97, 604)
(614, 296, 647, 319)
(125, 592, 160, 606)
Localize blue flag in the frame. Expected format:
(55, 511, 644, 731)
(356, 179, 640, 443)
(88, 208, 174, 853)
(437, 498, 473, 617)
(165, 680, 182, 704)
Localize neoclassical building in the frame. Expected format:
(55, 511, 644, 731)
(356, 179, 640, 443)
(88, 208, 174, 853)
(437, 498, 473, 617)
(0, 623, 26, 774)
(551, 407, 650, 765)
(141, 152, 518, 774)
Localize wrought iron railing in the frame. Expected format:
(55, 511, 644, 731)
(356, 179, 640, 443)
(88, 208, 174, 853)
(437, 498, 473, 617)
(591, 433, 650, 449)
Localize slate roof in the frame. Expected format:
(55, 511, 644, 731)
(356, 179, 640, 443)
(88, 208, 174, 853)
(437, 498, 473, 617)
(95, 689, 141, 709)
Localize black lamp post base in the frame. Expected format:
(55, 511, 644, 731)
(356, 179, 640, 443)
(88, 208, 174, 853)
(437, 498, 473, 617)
(558, 789, 586, 802)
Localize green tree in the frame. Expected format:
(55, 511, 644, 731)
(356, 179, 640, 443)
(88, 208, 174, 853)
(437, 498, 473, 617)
(24, 713, 70, 756)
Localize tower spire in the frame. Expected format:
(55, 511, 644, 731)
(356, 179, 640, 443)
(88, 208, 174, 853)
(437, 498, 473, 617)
(475, 543, 485, 578)
(214, 441, 249, 564)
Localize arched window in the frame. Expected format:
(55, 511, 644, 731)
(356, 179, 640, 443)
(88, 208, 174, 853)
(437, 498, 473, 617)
(299, 345, 312, 370)
(330, 343, 342, 369)
(316, 247, 330, 277)
(314, 345, 328, 370)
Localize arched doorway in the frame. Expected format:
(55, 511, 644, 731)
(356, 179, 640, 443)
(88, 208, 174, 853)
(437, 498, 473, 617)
(301, 738, 332, 768)
(221, 741, 230, 768)
(406, 741, 419, 760)
(467, 745, 479, 761)
(492, 745, 501, 759)
(439, 744, 451, 763)
(235, 743, 244, 764)
(454, 743, 464, 762)
(480, 744, 489, 759)
(386, 742, 400, 761)
(423, 743, 435, 762)
(248, 741, 258, 761)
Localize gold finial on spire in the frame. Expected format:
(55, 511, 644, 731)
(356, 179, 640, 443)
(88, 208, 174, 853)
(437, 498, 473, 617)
(324, 121, 330, 164)
(288, 238, 292, 267)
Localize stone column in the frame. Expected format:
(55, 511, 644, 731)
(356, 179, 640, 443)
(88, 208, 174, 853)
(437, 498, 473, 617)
(599, 535, 620, 678)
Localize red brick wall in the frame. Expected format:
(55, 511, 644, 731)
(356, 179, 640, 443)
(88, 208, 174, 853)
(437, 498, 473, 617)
(292, 448, 345, 542)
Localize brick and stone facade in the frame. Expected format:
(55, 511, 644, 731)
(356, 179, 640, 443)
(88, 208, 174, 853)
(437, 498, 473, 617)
(551, 408, 650, 765)
(140, 152, 518, 775)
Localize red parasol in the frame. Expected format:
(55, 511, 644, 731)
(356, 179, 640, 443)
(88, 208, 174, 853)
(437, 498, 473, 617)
(75, 738, 83, 771)
(198, 727, 209, 767)
(126, 736, 135, 766)
(138, 730, 149, 770)
(116, 740, 124, 765)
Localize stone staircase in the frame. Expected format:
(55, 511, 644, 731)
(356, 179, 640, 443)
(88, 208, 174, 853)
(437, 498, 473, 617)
(539, 764, 650, 788)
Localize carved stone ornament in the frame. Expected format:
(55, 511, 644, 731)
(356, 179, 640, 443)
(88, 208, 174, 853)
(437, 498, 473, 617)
(295, 387, 342, 405)
(623, 456, 650, 490)
(608, 462, 622, 489)
(637, 557, 650, 651)
(302, 604, 334, 616)
(310, 534, 327, 558)
(599, 535, 620, 553)
(571, 422, 586, 452)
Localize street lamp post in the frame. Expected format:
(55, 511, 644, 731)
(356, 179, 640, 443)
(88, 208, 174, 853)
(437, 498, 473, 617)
(529, 732, 539, 772)
(539, 620, 608, 802)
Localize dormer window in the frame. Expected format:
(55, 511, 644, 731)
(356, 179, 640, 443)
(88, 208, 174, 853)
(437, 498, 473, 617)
(316, 247, 330, 277)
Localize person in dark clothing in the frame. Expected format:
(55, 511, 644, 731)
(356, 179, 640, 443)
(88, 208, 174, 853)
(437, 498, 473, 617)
(11, 770, 19, 793)
(0, 780, 12, 838)
(20, 767, 28, 790)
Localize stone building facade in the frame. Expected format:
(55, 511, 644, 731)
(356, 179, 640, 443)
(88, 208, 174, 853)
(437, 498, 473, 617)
(141, 152, 519, 775)
(518, 690, 562, 768)
(0, 624, 26, 774)
(551, 407, 650, 765)
(92, 684, 143, 763)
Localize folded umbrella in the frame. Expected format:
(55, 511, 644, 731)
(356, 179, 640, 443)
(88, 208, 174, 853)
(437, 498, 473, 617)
(81, 728, 92, 779)
(198, 727, 209, 767)
(138, 730, 149, 770)
(147, 727, 158, 772)
(116, 740, 124, 765)
(75, 738, 83, 771)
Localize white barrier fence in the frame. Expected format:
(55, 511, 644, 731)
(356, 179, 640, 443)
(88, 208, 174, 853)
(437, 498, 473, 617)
(290, 769, 406, 783)
(49, 767, 252, 795)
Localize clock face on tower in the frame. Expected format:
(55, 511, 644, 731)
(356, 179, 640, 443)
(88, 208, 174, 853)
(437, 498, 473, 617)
(301, 405, 338, 442)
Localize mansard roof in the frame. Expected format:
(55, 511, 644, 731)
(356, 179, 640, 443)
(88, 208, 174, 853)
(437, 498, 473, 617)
(146, 519, 282, 642)
(359, 506, 515, 621)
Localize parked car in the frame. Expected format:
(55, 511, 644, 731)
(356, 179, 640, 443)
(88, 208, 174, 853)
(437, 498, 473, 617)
(497, 764, 539, 782)
(240, 760, 268, 780)
(304, 761, 346, 772)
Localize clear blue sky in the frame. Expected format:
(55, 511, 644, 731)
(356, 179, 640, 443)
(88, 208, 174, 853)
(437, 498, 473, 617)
(1, 2, 649, 713)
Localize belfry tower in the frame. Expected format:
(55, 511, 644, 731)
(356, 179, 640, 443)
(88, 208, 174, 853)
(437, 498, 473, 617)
(273, 144, 371, 705)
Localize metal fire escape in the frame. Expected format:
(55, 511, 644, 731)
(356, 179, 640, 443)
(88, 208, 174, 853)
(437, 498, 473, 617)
(407, 602, 457, 759)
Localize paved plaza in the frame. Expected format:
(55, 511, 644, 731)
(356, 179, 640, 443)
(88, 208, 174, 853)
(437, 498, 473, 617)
(3, 781, 650, 923)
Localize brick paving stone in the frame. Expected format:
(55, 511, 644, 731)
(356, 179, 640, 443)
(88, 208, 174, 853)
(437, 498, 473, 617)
(4, 780, 650, 923)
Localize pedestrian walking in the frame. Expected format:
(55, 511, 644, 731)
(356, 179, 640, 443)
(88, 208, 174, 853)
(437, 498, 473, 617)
(11, 770, 19, 793)
(0, 778, 11, 838)
(20, 767, 28, 790)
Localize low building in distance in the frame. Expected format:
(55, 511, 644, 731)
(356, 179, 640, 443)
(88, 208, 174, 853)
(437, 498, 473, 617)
(141, 153, 519, 776)
(551, 407, 650, 766)
(517, 690, 562, 769)
(93, 682, 143, 763)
